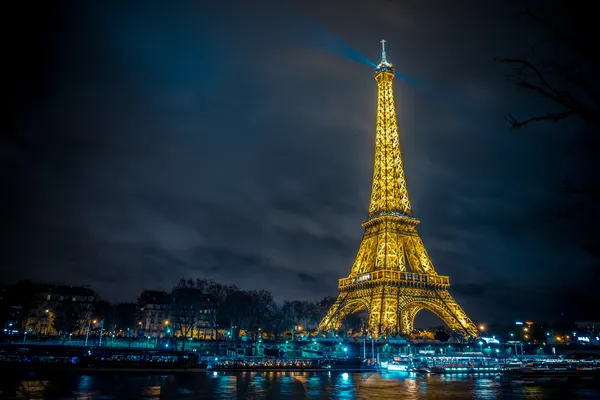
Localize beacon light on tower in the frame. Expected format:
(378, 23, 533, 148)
(375, 39, 393, 73)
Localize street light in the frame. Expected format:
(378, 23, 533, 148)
(163, 320, 170, 338)
(85, 319, 97, 347)
(41, 309, 50, 336)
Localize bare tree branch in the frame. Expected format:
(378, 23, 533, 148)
(545, 60, 600, 109)
(500, 57, 589, 115)
(500, 57, 600, 129)
(501, 58, 567, 102)
(523, 6, 600, 71)
(506, 110, 577, 130)
(497, 3, 600, 134)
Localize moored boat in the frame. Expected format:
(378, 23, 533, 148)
(430, 356, 501, 375)
(502, 359, 600, 377)
(382, 355, 413, 372)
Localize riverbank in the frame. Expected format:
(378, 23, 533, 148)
(0, 362, 381, 376)
(0, 362, 206, 375)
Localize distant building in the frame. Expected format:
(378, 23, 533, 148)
(137, 290, 171, 337)
(170, 286, 216, 340)
(575, 321, 600, 333)
(137, 289, 217, 340)
(12, 283, 96, 336)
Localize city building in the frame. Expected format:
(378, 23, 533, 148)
(137, 290, 171, 338)
(170, 286, 216, 340)
(19, 283, 96, 336)
(137, 289, 217, 340)
(575, 321, 600, 333)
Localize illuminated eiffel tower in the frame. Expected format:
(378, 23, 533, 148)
(318, 41, 479, 340)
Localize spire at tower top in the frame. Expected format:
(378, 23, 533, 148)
(375, 40, 394, 74)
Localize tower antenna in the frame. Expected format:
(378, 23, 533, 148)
(380, 39, 387, 63)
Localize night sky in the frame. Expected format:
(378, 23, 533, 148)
(2, 0, 598, 325)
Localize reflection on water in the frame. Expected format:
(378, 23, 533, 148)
(2, 371, 600, 399)
(15, 380, 49, 400)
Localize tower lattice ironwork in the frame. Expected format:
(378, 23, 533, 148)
(318, 41, 479, 340)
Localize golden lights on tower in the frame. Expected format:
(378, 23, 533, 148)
(318, 41, 478, 340)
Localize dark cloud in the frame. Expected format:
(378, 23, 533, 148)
(1, 0, 598, 324)
(451, 283, 488, 299)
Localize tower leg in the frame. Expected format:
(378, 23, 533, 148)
(399, 289, 478, 340)
(318, 294, 368, 334)
(366, 286, 399, 338)
(318, 295, 346, 332)
(400, 304, 422, 334)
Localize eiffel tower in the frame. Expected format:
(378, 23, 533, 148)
(318, 41, 479, 340)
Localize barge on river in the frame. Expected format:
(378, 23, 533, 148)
(382, 354, 501, 375)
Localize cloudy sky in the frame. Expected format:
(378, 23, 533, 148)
(2, 0, 598, 325)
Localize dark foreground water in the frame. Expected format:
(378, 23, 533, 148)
(1, 371, 600, 400)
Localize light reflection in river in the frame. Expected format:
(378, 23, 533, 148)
(15, 380, 49, 400)
(2, 371, 599, 399)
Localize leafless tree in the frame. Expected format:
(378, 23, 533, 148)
(170, 279, 204, 351)
(500, 5, 600, 131)
(500, 3, 600, 200)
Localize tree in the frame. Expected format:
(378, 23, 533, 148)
(114, 303, 137, 332)
(266, 304, 287, 340)
(345, 310, 368, 336)
(114, 303, 137, 345)
(204, 281, 227, 340)
(315, 296, 336, 322)
(220, 287, 250, 340)
(281, 301, 300, 340)
(170, 278, 205, 351)
(501, 4, 600, 132)
(293, 301, 311, 332)
(53, 301, 79, 344)
(500, 2, 600, 210)
(434, 331, 450, 342)
(94, 301, 115, 332)
(252, 290, 276, 335)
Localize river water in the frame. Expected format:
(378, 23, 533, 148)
(1, 371, 599, 399)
